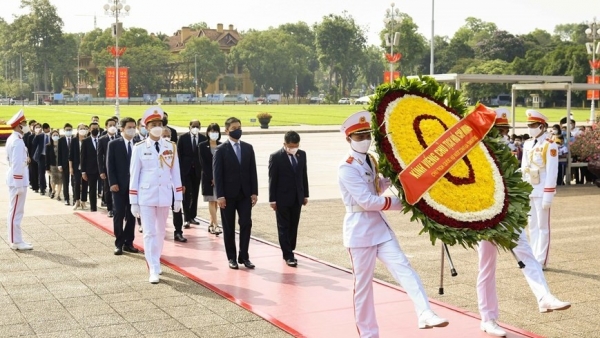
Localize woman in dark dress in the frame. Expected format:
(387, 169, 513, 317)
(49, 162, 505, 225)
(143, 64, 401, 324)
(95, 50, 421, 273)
(198, 123, 222, 235)
(45, 129, 63, 200)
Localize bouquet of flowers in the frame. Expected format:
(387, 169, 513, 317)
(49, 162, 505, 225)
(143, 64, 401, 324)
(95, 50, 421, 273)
(569, 124, 600, 162)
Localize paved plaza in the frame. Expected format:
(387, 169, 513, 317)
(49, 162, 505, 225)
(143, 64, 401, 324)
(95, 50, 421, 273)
(1, 128, 599, 337)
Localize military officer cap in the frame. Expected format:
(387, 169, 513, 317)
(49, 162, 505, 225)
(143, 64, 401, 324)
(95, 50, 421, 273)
(142, 106, 164, 127)
(525, 109, 548, 124)
(341, 111, 371, 136)
(494, 108, 510, 127)
(7, 109, 26, 129)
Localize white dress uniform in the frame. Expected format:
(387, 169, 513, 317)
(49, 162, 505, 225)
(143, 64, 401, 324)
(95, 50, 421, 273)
(5, 110, 31, 249)
(338, 111, 447, 338)
(520, 110, 558, 268)
(129, 107, 183, 281)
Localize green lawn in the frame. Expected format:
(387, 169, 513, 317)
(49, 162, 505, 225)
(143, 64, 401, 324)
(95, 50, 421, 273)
(0, 103, 591, 128)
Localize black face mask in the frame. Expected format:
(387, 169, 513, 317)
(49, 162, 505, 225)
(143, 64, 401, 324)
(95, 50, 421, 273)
(91, 129, 99, 137)
(229, 129, 242, 140)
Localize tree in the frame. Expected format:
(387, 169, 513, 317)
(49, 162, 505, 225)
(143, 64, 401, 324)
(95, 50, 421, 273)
(188, 22, 208, 30)
(554, 23, 588, 44)
(453, 17, 498, 48)
(463, 59, 512, 100)
(360, 45, 386, 90)
(474, 30, 525, 62)
(278, 22, 318, 96)
(180, 37, 226, 97)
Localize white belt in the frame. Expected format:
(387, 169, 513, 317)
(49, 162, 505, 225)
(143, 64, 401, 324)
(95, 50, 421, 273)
(345, 205, 365, 213)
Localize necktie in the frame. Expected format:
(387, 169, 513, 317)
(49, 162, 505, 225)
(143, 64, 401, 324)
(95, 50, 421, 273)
(234, 143, 241, 163)
(94, 138, 97, 150)
(193, 135, 197, 151)
(533, 139, 538, 146)
(67, 137, 70, 150)
(155, 141, 160, 153)
(127, 141, 132, 161)
(290, 154, 298, 172)
(365, 155, 372, 170)
(43, 135, 48, 155)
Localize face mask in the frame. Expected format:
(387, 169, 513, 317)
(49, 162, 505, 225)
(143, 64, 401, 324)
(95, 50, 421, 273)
(528, 126, 543, 138)
(52, 135, 59, 141)
(150, 126, 163, 137)
(191, 127, 199, 135)
(78, 129, 87, 136)
(90, 129, 99, 137)
(229, 128, 242, 140)
(22, 125, 30, 133)
(108, 126, 117, 134)
(286, 146, 299, 155)
(140, 127, 148, 136)
(65, 130, 73, 137)
(35, 128, 41, 133)
(124, 129, 136, 137)
(350, 139, 371, 154)
(553, 129, 560, 135)
(209, 132, 220, 140)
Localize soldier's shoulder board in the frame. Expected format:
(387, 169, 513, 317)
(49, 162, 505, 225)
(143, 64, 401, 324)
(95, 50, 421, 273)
(134, 140, 145, 146)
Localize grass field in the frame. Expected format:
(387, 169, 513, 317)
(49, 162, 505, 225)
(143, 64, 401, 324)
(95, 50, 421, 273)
(0, 104, 593, 128)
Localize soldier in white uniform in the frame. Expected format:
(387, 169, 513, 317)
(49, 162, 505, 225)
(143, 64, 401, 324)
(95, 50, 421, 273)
(477, 109, 570, 337)
(5, 110, 33, 250)
(521, 110, 558, 269)
(129, 107, 184, 284)
(338, 111, 448, 337)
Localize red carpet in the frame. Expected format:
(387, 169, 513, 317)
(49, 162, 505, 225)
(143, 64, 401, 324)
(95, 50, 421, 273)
(76, 211, 542, 338)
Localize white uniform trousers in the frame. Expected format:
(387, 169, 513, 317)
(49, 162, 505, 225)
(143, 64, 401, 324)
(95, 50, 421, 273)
(348, 228, 429, 338)
(528, 197, 551, 266)
(7, 187, 27, 245)
(140, 206, 169, 275)
(477, 230, 550, 322)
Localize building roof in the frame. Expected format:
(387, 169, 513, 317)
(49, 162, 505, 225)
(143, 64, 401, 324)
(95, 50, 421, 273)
(167, 24, 241, 53)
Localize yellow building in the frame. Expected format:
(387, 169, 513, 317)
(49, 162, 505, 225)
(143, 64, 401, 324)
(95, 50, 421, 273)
(167, 23, 253, 96)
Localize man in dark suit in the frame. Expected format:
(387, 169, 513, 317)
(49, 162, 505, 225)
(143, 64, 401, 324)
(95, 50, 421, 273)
(162, 111, 178, 143)
(81, 122, 101, 212)
(57, 123, 74, 205)
(23, 120, 38, 192)
(32, 122, 51, 195)
(213, 117, 258, 270)
(70, 123, 89, 210)
(98, 118, 119, 217)
(107, 117, 139, 255)
(178, 119, 206, 228)
(268, 131, 309, 267)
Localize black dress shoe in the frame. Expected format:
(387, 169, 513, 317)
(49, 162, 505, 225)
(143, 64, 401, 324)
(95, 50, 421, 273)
(40, 191, 46, 196)
(174, 234, 187, 243)
(108, 211, 114, 218)
(183, 222, 191, 229)
(123, 245, 139, 253)
(228, 259, 239, 270)
(189, 220, 200, 225)
(114, 247, 123, 255)
(238, 260, 255, 269)
(285, 259, 297, 267)
(64, 200, 70, 206)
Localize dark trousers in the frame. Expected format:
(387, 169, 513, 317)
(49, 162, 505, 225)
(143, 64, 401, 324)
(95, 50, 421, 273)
(171, 193, 183, 235)
(276, 203, 302, 260)
(113, 191, 135, 248)
(102, 179, 113, 211)
(220, 193, 252, 261)
(37, 155, 47, 191)
(29, 160, 39, 190)
(97, 178, 103, 196)
(183, 171, 201, 221)
(72, 170, 88, 202)
(62, 170, 71, 202)
(85, 173, 99, 211)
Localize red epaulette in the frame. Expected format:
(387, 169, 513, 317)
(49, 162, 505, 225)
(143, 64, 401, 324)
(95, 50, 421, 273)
(545, 138, 554, 143)
(346, 156, 354, 164)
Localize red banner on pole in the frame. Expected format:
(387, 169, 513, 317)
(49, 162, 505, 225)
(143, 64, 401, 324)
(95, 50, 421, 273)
(587, 75, 599, 100)
(105, 67, 116, 99)
(118, 68, 129, 99)
(383, 71, 400, 83)
(399, 104, 496, 205)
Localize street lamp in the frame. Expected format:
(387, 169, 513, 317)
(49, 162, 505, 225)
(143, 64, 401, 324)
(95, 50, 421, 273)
(194, 54, 198, 101)
(585, 18, 600, 122)
(77, 33, 84, 105)
(103, 0, 130, 119)
(430, 0, 435, 75)
(383, 3, 401, 84)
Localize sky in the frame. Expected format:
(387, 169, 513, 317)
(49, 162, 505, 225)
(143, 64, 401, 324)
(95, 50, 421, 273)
(2, 0, 598, 45)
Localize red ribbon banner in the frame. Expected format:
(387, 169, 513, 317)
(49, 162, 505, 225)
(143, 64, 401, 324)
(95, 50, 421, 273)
(399, 104, 497, 205)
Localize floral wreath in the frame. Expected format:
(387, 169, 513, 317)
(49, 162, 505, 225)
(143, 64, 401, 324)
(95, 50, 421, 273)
(370, 77, 531, 250)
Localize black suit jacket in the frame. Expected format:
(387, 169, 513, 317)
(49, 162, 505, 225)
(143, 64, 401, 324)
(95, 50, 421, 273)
(45, 143, 58, 169)
(178, 132, 206, 180)
(23, 132, 34, 157)
(167, 126, 178, 143)
(32, 133, 47, 162)
(69, 137, 85, 172)
(57, 136, 72, 169)
(213, 140, 258, 199)
(97, 134, 120, 176)
(107, 138, 132, 193)
(198, 140, 220, 195)
(80, 137, 99, 175)
(268, 148, 309, 206)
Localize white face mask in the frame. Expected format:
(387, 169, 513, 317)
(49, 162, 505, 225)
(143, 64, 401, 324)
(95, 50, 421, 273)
(22, 125, 30, 133)
(35, 128, 41, 134)
(162, 137, 171, 142)
(107, 126, 118, 135)
(350, 139, 371, 154)
(52, 135, 59, 141)
(150, 126, 163, 137)
(78, 129, 88, 136)
(140, 127, 147, 136)
(64, 130, 73, 137)
(191, 127, 199, 135)
(286, 146, 299, 155)
(124, 129, 136, 137)
(209, 132, 220, 140)
(528, 126, 543, 139)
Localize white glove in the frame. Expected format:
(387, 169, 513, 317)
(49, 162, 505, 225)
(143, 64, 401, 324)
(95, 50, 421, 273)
(542, 201, 551, 210)
(378, 176, 392, 192)
(16, 186, 27, 195)
(130, 204, 140, 218)
(173, 200, 182, 213)
(542, 192, 554, 210)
